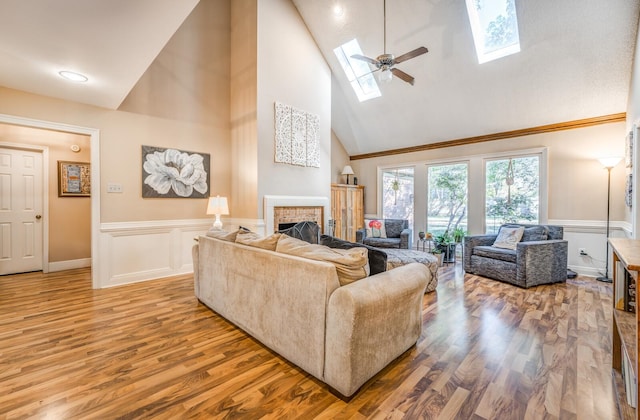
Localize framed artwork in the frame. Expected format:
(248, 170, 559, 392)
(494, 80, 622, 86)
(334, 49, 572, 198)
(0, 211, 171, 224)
(626, 130, 634, 168)
(58, 161, 91, 197)
(141, 145, 210, 198)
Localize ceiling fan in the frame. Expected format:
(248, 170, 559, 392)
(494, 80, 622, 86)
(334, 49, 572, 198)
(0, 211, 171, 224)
(351, 0, 428, 86)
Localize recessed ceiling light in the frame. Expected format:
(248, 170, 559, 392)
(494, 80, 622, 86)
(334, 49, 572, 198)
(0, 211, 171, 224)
(59, 71, 88, 83)
(333, 4, 344, 16)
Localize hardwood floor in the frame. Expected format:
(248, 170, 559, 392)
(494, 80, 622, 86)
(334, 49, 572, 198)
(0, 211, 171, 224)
(0, 265, 620, 419)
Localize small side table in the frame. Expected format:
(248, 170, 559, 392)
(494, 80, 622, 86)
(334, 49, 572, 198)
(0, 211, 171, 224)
(417, 238, 433, 252)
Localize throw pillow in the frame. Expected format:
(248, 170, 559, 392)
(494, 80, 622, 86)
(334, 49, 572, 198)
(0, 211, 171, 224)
(235, 231, 281, 251)
(206, 228, 239, 242)
(492, 226, 525, 250)
(364, 219, 387, 238)
(276, 235, 370, 286)
(320, 235, 387, 276)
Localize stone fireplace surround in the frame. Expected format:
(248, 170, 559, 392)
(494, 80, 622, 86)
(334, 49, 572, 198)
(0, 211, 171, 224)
(264, 195, 330, 235)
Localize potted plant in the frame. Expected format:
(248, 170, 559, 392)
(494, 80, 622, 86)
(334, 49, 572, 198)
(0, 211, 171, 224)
(431, 247, 444, 267)
(433, 230, 455, 263)
(433, 231, 453, 251)
(452, 227, 466, 243)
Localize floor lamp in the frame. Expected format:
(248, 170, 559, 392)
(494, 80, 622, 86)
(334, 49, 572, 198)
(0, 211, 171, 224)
(596, 157, 622, 283)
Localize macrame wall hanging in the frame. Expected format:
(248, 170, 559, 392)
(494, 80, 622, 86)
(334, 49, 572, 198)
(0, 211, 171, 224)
(505, 158, 514, 204)
(391, 170, 400, 204)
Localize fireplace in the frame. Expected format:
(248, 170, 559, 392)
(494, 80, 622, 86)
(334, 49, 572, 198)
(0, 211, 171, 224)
(264, 195, 330, 235)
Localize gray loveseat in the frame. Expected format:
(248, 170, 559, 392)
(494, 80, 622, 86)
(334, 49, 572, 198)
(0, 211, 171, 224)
(356, 219, 411, 249)
(463, 224, 568, 288)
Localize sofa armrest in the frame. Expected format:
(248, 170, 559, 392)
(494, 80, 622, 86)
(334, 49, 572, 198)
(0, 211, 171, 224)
(463, 234, 497, 272)
(355, 228, 366, 243)
(516, 240, 568, 286)
(192, 243, 199, 295)
(400, 228, 411, 249)
(324, 263, 429, 397)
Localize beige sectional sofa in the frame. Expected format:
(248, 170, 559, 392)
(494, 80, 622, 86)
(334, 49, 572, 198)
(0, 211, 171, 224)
(192, 232, 430, 397)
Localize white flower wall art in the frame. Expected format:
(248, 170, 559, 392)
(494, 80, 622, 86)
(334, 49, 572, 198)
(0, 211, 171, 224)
(142, 146, 210, 198)
(274, 101, 320, 168)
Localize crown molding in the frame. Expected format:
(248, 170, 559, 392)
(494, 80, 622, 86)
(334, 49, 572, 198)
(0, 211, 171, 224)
(350, 112, 626, 161)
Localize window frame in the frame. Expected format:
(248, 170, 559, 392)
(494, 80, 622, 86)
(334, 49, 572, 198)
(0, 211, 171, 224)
(481, 148, 548, 233)
(425, 160, 470, 237)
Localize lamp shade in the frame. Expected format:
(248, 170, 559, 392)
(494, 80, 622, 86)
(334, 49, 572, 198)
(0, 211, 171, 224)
(598, 157, 623, 169)
(206, 196, 229, 215)
(341, 165, 354, 176)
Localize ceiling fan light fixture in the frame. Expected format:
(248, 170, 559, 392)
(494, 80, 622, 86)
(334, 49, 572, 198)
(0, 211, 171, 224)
(379, 67, 393, 83)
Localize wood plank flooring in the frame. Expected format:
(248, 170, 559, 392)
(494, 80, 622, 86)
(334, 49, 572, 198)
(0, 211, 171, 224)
(0, 265, 620, 419)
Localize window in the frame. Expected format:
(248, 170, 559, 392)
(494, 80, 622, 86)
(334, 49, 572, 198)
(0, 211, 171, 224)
(427, 163, 468, 236)
(333, 39, 382, 102)
(485, 155, 539, 233)
(381, 167, 414, 229)
(465, 0, 520, 64)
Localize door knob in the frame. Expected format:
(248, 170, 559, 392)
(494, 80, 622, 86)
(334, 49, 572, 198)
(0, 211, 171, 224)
(35, 215, 42, 220)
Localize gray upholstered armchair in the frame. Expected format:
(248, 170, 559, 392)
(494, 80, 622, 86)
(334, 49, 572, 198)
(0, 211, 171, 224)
(356, 219, 411, 249)
(463, 224, 568, 288)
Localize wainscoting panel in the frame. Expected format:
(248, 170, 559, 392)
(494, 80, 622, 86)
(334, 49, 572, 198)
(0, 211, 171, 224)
(549, 219, 630, 277)
(97, 218, 263, 288)
(98, 219, 209, 288)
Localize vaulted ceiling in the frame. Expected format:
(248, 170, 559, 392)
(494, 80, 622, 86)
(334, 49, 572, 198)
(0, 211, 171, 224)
(0, 0, 638, 156)
(293, 0, 640, 155)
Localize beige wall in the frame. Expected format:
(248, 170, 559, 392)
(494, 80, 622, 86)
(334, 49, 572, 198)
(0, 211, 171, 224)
(230, 0, 258, 219)
(255, 0, 332, 215)
(331, 130, 350, 184)
(0, 124, 91, 262)
(348, 122, 627, 233)
(0, 0, 231, 224)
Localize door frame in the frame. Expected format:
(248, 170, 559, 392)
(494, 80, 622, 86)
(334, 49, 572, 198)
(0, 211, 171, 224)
(0, 113, 100, 288)
(0, 142, 49, 273)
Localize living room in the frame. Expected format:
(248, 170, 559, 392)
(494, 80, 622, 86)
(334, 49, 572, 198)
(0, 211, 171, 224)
(1, 0, 640, 417)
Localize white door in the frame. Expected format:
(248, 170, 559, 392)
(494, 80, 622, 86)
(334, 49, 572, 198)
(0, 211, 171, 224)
(0, 148, 43, 275)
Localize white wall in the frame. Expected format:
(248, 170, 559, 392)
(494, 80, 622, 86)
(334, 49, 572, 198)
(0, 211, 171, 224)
(626, 15, 640, 236)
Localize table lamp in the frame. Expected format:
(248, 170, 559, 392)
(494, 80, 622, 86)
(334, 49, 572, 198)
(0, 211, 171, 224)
(206, 195, 229, 229)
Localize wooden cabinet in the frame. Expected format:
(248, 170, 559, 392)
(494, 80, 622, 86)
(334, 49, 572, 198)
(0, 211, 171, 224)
(610, 238, 640, 419)
(331, 184, 364, 242)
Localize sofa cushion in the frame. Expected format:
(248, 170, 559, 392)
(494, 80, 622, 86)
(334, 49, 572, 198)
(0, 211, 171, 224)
(365, 219, 387, 238)
(473, 245, 517, 263)
(235, 231, 281, 251)
(276, 235, 369, 286)
(320, 235, 387, 276)
(492, 226, 525, 250)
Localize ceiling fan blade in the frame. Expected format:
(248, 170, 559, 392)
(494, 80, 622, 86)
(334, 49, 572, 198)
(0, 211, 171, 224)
(393, 47, 429, 64)
(350, 54, 380, 66)
(391, 68, 415, 85)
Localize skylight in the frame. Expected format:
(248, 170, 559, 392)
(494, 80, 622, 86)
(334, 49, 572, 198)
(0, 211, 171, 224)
(465, 0, 520, 64)
(333, 39, 381, 102)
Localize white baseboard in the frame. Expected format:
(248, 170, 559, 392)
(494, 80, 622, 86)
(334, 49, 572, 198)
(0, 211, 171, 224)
(49, 258, 92, 272)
